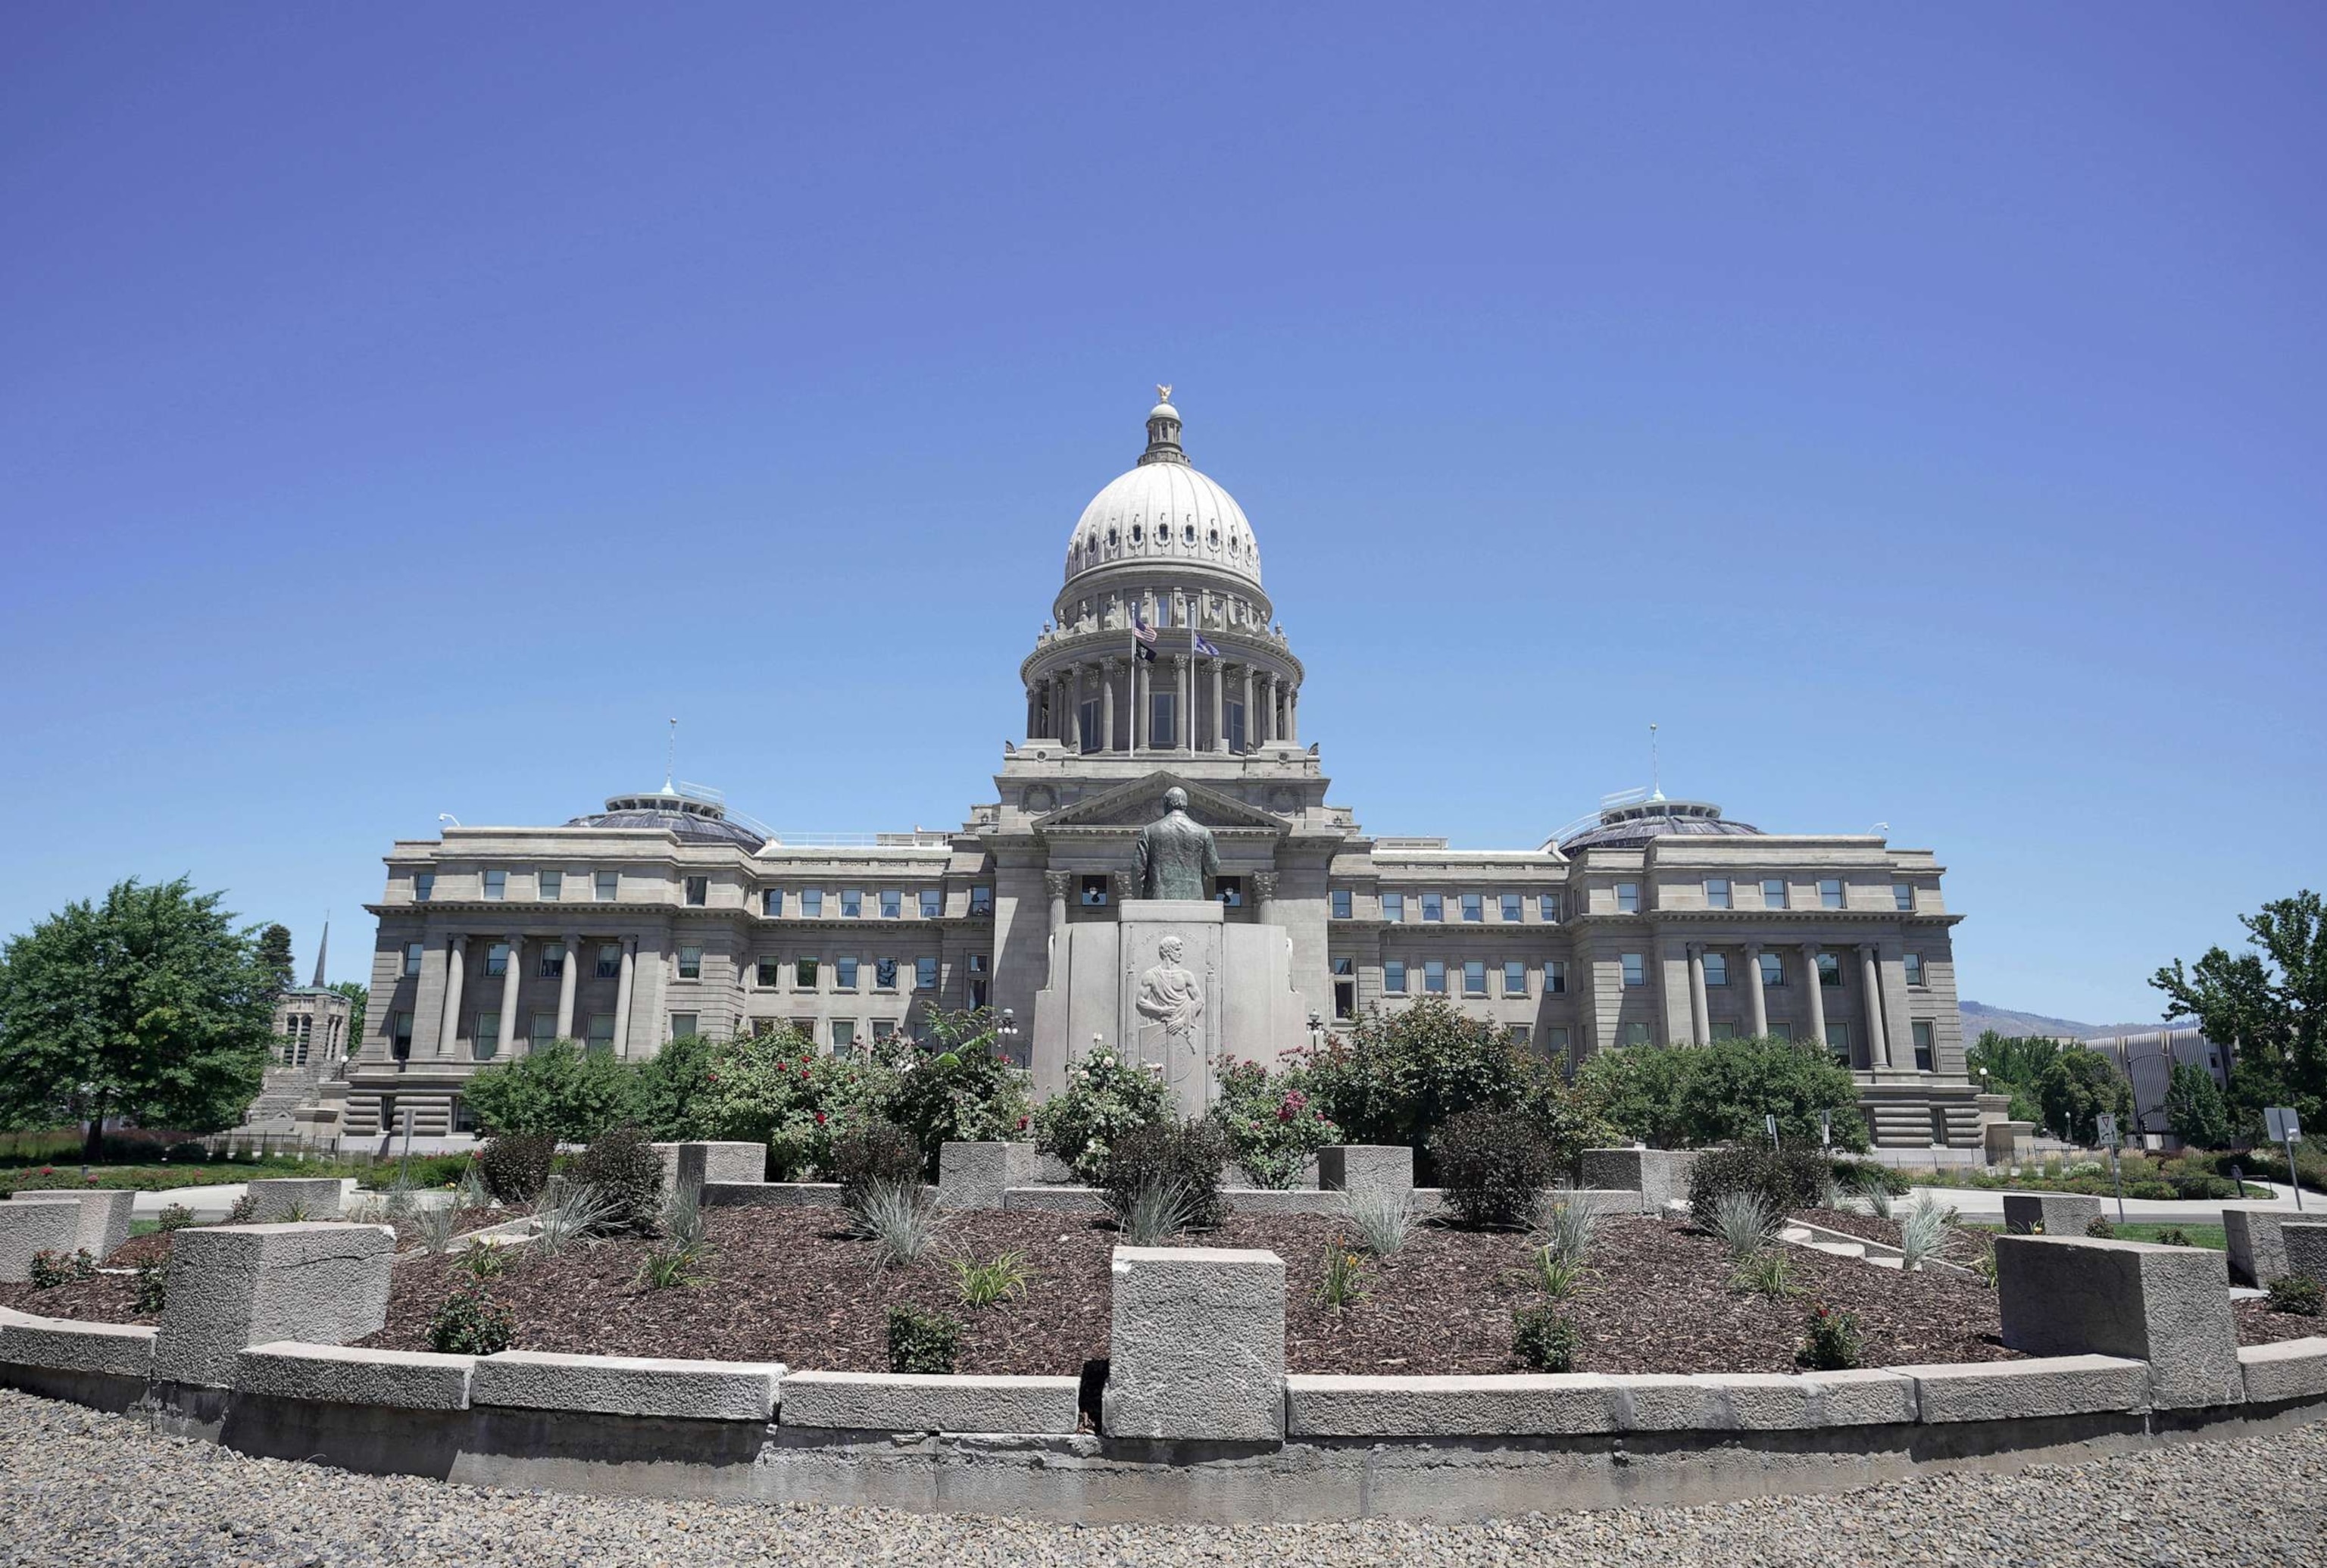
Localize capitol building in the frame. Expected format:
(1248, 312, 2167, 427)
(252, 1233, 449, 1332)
(353, 394, 1978, 1148)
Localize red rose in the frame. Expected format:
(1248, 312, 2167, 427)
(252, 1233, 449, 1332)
(814, 1112, 826, 1126)
(1016, 1115, 1029, 1130)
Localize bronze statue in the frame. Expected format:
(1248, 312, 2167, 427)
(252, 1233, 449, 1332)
(1132, 786, 1219, 901)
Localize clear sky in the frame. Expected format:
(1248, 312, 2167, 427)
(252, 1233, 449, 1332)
(2, 5, 2321, 1023)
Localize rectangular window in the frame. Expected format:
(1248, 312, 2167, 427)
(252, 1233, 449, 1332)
(538, 942, 565, 979)
(1332, 956, 1355, 1020)
(530, 1012, 556, 1047)
(880, 891, 901, 920)
(597, 943, 621, 979)
(1760, 951, 1785, 988)
(1704, 952, 1729, 987)
(836, 957, 859, 990)
(678, 945, 701, 980)
(390, 1011, 414, 1059)
(1216, 876, 1243, 908)
(1150, 692, 1176, 749)
(1546, 960, 1566, 995)
(473, 1011, 501, 1059)
(910, 890, 935, 919)
(1769, 1022, 1792, 1042)
(1382, 892, 1404, 923)
(586, 1014, 614, 1053)
(1422, 893, 1443, 922)
(1463, 960, 1487, 996)
(1509, 1023, 1532, 1047)
(876, 957, 898, 991)
(1621, 953, 1646, 988)
(1503, 960, 1526, 997)
(596, 870, 619, 901)
(756, 957, 781, 988)
(1330, 889, 1352, 919)
(795, 958, 818, 989)
(1705, 878, 1730, 910)
(1461, 893, 1483, 923)
(414, 871, 435, 902)
(484, 870, 507, 900)
(1384, 959, 1407, 994)
(1710, 1020, 1737, 1041)
(1825, 1021, 1851, 1064)
(1423, 960, 1447, 994)
(538, 870, 562, 901)
(1929, 1107, 1948, 1145)
(1543, 892, 1563, 922)
(831, 1019, 857, 1052)
(670, 1013, 698, 1041)
(915, 957, 939, 992)
(1622, 1022, 1652, 1046)
(1912, 1020, 1936, 1072)
(686, 876, 709, 907)
(842, 889, 863, 918)
(1904, 953, 1925, 986)
(1818, 952, 1843, 988)
(404, 942, 424, 977)
(485, 942, 510, 978)
(1762, 879, 1788, 910)
(1080, 875, 1110, 907)
(873, 1020, 896, 1043)
(1615, 882, 1639, 914)
(1226, 699, 1246, 754)
(801, 890, 824, 917)
(969, 886, 992, 916)
(1894, 882, 1914, 912)
(1547, 1025, 1570, 1054)
(1819, 878, 1844, 910)
(1501, 893, 1522, 923)
(1079, 699, 1101, 752)
(762, 888, 783, 917)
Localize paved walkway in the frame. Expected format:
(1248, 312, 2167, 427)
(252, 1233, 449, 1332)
(1907, 1179, 2318, 1224)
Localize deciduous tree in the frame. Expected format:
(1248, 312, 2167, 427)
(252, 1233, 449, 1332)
(2153, 889, 2326, 1129)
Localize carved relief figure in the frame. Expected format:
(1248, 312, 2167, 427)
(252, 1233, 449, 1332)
(1132, 786, 1219, 901)
(1134, 935, 1205, 1085)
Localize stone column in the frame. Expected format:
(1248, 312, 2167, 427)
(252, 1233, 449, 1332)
(1044, 871, 1070, 942)
(1744, 943, 1768, 1038)
(1861, 944, 1891, 1068)
(612, 936, 637, 1057)
(1258, 673, 1275, 744)
(1063, 666, 1081, 751)
(1688, 944, 1710, 1046)
(497, 935, 523, 1057)
(1174, 654, 1192, 754)
(1212, 657, 1226, 753)
(1101, 659, 1117, 751)
(1286, 686, 1298, 745)
(555, 932, 581, 1039)
(1252, 870, 1280, 926)
(1239, 664, 1254, 752)
(437, 935, 468, 1057)
(1803, 944, 1827, 1057)
(1026, 686, 1039, 739)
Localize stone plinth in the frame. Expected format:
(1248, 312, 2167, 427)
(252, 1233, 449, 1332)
(0, 1203, 85, 1283)
(243, 1177, 345, 1223)
(2285, 1222, 2327, 1284)
(938, 1142, 1038, 1210)
(1994, 1235, 2241, 1409)
(152, 1222, 394, 1388)
(2001, 1192, 2103, 1236)
(676, 1142, 764, 1188)
(1316, 1146, 1413, 1203)
(1579, 1149, 1700, 1212)
(2223, 1207, 2294, 1288)
(1103, 1245, 1285, 1441)
(1985, 1121, 2035, 1164)
(11, 1191, 133, 1262)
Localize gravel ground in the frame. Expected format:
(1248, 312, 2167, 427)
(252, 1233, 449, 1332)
(2, 1389, 2324, 1566)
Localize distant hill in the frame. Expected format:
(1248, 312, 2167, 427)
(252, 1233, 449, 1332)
(1960, 1000, 2192, 1042)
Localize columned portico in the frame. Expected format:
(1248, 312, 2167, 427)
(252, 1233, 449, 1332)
(1802, 942, 1826, 1054)
(437, 935, 468, 1058)
(1744, 942, 1768, 1037)
(1860, 943, 1891, 1068)
(612, 937, 637, 1057)
(555, 932, 582, 1039)
(495, 935, 523, 1059)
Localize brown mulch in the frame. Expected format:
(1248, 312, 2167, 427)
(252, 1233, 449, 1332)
(0, 1269, 158, 1326)
(2234, 1301, 2327, 1345)
(1797, 1207, 1987, 1266)
(105, 1231, 175, 1269)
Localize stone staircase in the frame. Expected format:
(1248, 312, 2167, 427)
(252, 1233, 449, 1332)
(1778, 1221, 1906, 1270)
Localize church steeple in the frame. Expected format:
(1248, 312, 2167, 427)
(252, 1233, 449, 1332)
(311, 920, 329, 989)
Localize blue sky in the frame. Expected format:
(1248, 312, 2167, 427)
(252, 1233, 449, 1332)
(2, 5, 2320, 1023)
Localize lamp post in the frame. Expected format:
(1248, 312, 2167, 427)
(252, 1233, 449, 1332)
(995, 1007, 1021, 1066)
(1306, 1010, 1325, 1053)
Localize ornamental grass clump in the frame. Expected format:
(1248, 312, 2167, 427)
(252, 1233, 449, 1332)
(1512, 1305, 1579, 1372)
(1114, 1179, 1197, 1247)
(1432, 1109, 1557, 1231)
(1528, 1246, 1588, 1302)
(661, 1179, 708, 1251)
(639, 1238, 713, 1290)
(1338, 1187, 1417, 1258)
(414, 1201, 461, 1255)
(887, 1303, 964, 1374)
(948, 1248, 1032, 1309)
(1897, 1195, 1950, 1271)
(1535, 1192, 1600, 1265)
(1704, 1188, 1779, 1264)
(848, 1178, 943, 1268)
(533, 1182, 619, 1257)
(458, 1239, 510, 1280)
(454, 1159, 492, 1211)
(1731, 1249, 1800, 1299)
(1317, 1242, 1367, 1313)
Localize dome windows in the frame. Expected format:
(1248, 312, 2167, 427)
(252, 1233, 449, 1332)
(1207, 526, 1220, 548)
(1130, 523, 1143, 545)
(1183, 523, 1196, 545)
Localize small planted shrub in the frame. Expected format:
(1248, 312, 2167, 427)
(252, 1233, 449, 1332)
(829, 1119, 926, 1204)
(458, 1240, 510, 1280)
(1100, 1118, 1228, 1232)
(1316, 1242, 1367, 1313)
(27, 1249, 96, 1290)
(638, 1238, 712, 1290)
(477, 1132, 558, 1204)
(1529, 1245, 1588, 1302)
(1798, 1304, 1864, 1370)
(888, 1303, 964, 1374)
(2084, 1217, 2118, 1240)
(1213, 1058, 1341, 1190)
(223, 1193, 258, 1226)
(662, 1181, 708, 1251)
(1512, 1305, 1579, 1372)
(155, 1203, 196, 1232)
(132, 1259, 169, 1315)
(1732, 1249, 1800, 1299)
(2265, 1276, 2324, 1317)
(1339, 1188, 1417, 1259)
(1113, 1179, 1197, 1248)
(427, 1285, 516, 1355)
(948, 1248, 1032, 1309)
(568, 1126, 666, 1236)
(1032, 1044, 1173, 1182)
(848, 1179, 943, 1268)
(1687, 1147, 1831, 1219)
(2155, 1226, 2196, 1248)
(1433, 1109, 1557, 1230)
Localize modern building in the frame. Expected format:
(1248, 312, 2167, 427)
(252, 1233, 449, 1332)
(2081, 1027, 2229, 1139)
(352, 393, 1978, 1147)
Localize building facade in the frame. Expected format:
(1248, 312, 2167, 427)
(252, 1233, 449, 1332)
(352, 394, 1977, 1145)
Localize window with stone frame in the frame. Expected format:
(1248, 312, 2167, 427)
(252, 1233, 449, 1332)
(795, 957, 819, 989)
(1817, 952, 1843, 988)
(970, 886, 993, 916)
(1904, 952, 1926, 986)
(484, 942, 510, 977)
(473, 1011, 501, 1059)
(1762, 879, 1788, 909)
(1080, 875, 1110, 907)
(1819, 879, 1844, 910)
(595, 870, 619, 901)
(1422, 893, 1444, 922)
(764, 888, 784, 917)
(1704, 952, 1728, 987)
(597, 944, 622, 979)
(1332, 957, 1355, 1020)
(390, 1011, 414, 1059)
(876, 957, 898, 991)
(670, 1013, 698, 1041)
(1547, 1025, 1570, 1054)
(1705, 878, 1730, 909)
(537, 943, 566, 979)
(873, 1020, 896, 1042)
(404, 942, 424, 977)
(1893, 882, 1915, 912)
(1769, 1021, 1793, 1042)
(880, 891, 901, 920)
(1621, 1022, 1651, 1046)
(915, 956, 939, 991)
(1423, 959, 1447, 994)
(1760, 951, 1785, 988)
(686, 876, 709, 907)
(1546, 960, 1566, 995)
(484, 870, 507, 900)
(1710, 1021, 1737, 1041)
(841, 889, 863, 918)
(832, 1020, 857, 1052)
(1621, 953, 1645, 988)
(1216, 876, 1243, 907)
(1501, 893, 1522, 922)
(1503, 960, 1526, 997)
(1384, 959, 1407, 994)
(1461, 894, 1484, 923)
(1330, 888, 1352, 919)
(920, 889, 942, 918)
(1912, 1020, 1936, 1072)
(801, 890, 824, 917)
(539, 870, 563, 901)
(1824, 1022, 1851, 1064)
(1539, 892, 1560, 922)
(836, 957, 860, 991)
(1382, 892, 1405, 923)
(1150, 692, 1177, 748)
(678, 945, 702, 980)
(756, 957, 781, 989)
(414, 871, 435, 902)
(529, 1012, 556, 1047)
(1615, 882, 1639, 914)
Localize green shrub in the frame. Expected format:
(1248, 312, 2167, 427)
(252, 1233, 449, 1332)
(1798, 1304, 1863, 1370)
(829, 1119, 926, 1205)
(887, 1303, 964, 1374)
(155, 1203, 196, 1232)
(222, 1193, 257, 1225)
(476, 1132, 556, 1204)
(694, 1029, 893, 1180)
(1032, 1045, 1171, 1182)
(2126, 1180, 2176, 1201)
(427, 1285, 517, 1354)
(27, 1248, 95, 1289)
(1099, 1118, 1228, 1231)
(2166, 1173, 2237, 1201)
(133, 1258, 168, 1314)
(460, 1039, 643, 1141)
(2085, 1217, 2118, 1239)
(2156, 1227, 2196, 1248)
(567, 1126, 666, 1235)
(1212, 1058, 1341, 1189)
(949, 1248, 1032, 1309)
(1432, 1109, 1557, 1230)
(2265, 1276, 2323, 1317)
(1834, 1159, 1910, 1197)
(1512, 1305, 1579, 1372)
(1576, 1035, 1869, 1151)
(2035, 1050, 2134, 1145)
(879, 1007, 1032, 1171)
(1686, 1146, 1831, 1217)
(634, 1032, 720, 1139)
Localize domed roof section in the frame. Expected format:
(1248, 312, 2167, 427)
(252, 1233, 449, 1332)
(1064, 392, 1261, 590)
(567, 787, 770, 850)
(1557, 796, 1763, 853)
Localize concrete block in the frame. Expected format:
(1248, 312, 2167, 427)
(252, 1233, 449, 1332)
(1614, 1370, 1917, 1430)
(2223, 1207, 2293, 1288)
(2238, 1337, 2327, 1404)
(1034, 1153, 1078, 1185)
(151, 1222, 394, 1388)
(0, 1313, 155, 1379)
(2284, 1222, 2327, 1284)
(2001, 1192, 2103, 1236)
(937, 1142, 1037, 1211)
(700, 1182, 843, 1209)
(11, 1190, 135, 1261)
(236, 1341, 474, 1410)
(243, 1178, 345, 1222)
(1003, 1185, 1110, 1213)
(778, 1370, 1081, 1433)
(0, 1202, 85, 1283)
(473, 1349, 782, 1422)
(1315, 1145, 1413, 1202)
(676, 1142, 764, 1188)
(1285, 1373, 1619, 1437)
(1994, 1235, 2242, 1408)
(650, 1142, 683, 1197)
(1104, 1246, 1284, 1441)
(1899, 1354, 2149, 1422)
(1579, 1148, 1701, 1212)
(1223, 1189, 1345, 1217)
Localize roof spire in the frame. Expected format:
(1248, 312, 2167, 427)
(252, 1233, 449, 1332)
(1139, 384, 1188, 467)
(664, 717, 678, 792)
(1649, 722, 1664, 801)
(311, 918, 329, 989)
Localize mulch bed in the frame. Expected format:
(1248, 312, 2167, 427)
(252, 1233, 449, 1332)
(2235, 1302, 2327, 1345)
(1798, 1207, 1988, 1267)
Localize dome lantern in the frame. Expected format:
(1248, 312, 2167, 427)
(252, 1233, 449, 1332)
(1139, 383, 1188, 467)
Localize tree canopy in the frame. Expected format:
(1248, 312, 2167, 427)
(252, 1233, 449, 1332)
(2164, 1060, 2235, 1151)
(2035, 1048, 2134, 1145)
(0, 876, 276, 1155)
(1965, 1029, 2060, 1126)
(2152, 889, 2325, 1130)
(253, 923, 295, 1000)
(1574, 1035, 1869, 1151)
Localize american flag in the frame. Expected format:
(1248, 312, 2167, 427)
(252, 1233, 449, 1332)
(1132, 611, 1158, 645)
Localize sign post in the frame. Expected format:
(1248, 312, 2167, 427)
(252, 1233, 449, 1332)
(1819, 1110, 1833, 1151)
(2097, 1112, 2125, 1223)
(1765, 1113, 1781, 1151)
(2266, 1107, 2304, 1213)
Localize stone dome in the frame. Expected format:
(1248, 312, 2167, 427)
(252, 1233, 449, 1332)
(1063, 396, 1262, 589)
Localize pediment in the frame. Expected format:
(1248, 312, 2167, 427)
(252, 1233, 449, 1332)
(1035, 771, 1288, 835)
